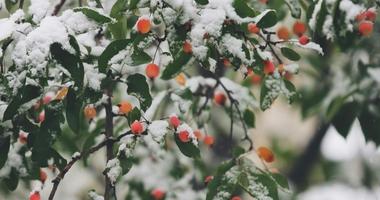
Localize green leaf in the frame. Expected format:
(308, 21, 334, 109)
(174, 135, 201, 159)
(243, 109, 255, 128)
(131, 49, 151, 66)
(161, 51, 192, 80)
(281, 47, 301, 61)
(129, 0, 140, 9)
(74, 7, 114, 24)
(284, 79, 297, 103)
(66, 88, 83, 133)
(332, 102, 360, 138)
(359, 108, 380, 145)
(127, 74, 152, 111)
(233, 0, 256, 18)
(118, 151, 134, 175)
(3, 167, 19, 191)
(5, 0, 18, 13)
(195, 0, 209, 5)
(50, 43, 84, 89)
(0, 136, 10, 169)
(260, 78, 273, 111)
(256, 10, 277, 28)
(232, 146, 246, 158)
(127, 107, 142, 125)
(206, 160, 235, 200)
(271, 173, 290, 189)
(51, 149, 68, 171)
(98, 39, 131, 73)
(109, 0, 128, 39)
(284, 0, 302, 18)
(3, 85, 42, 121)
(326, 96, 346, 121)
(241, 173, 279, 200)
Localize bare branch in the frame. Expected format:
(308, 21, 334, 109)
(52, 0, 66, 16)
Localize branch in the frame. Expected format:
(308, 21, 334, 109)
(48, 131, 132, 200)
(52, 0, 66, 16)
(258, 32, 283, 64)
(104, 95, 115, 200)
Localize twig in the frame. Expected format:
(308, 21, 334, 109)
(19, 0, 24, 9)
(48, 131, 132, 200)
(52, 0, 66, 16)
(258, 32, 283, 64)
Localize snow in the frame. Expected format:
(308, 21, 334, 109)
(88, 190, 105, 200)
(221, 34, 250, 64)
(84, 63, 106, 91)
(148, 120, 169, 143)
(59, 10, 99, 34)
(261, 76, 296, 110)
(12, 16, 70, 73)
(284, 63, 299, 74)
(308, 0, 323, 31)
(105, 158, 122, 185)
(29, 0, 52, 23)
(0, 19, 15, 41)
(339, 0, 365, 31)
(289, 39, 324, 55)
(368, 68, 380, 84)
(0, 141, 27, 178)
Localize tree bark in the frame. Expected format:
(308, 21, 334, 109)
(104, 95, 115, 200)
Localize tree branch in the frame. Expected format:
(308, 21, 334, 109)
(104, 95, 115, 200)
(48, 131, 132, 200)
(52, 0, 66, 16)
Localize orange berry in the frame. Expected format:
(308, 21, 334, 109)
(29, 192, 40, 200)
(263, 60, 275, 75)
(183, 41, 192, 54)
(178, 130, 190, 142)
(257, 146, 275, 163)
(84, 105, 97, 120)
(145, 63, 160, 79)
(169, 115, 181, 128)
(231, 196, 241, 200)
(204, 175, 214, 185)
(131, 120, 144, 135)
(250, 73, 261, 85)
(18, 131, 28, 144)
(38, 111, 45, 123)
(136, 18, 151, 34)
(40, 169, 47, 183)
(277, 26, 290, 41)
(118, 101, 133, 115)
(298, 35, 310, 45)
(293, 21, 307, 37)
(358, 20, 374, 36)
(151, 188, 165, 200)
(223, 58, 232, 68)
(203, 135, 215, 146)
(248, 23, 260, 34)
(55, 87, 68, 100)
(175, 73, 186, 86)
(194, 130, 203, 140)
(214, 92, 226, 106)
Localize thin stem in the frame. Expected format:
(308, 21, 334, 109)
(19, 0, 25, 9)
(52, 0, 66, 16)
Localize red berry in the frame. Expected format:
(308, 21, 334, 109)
(18, 131, 28, 144)
(356, 11, 367, 22)
(365, 10, 377, 21)
(204, 175, 214, 185)
(40, 169, 47, 183)
(214, 92, 226, 106)
(151, 188, 165, 200)
(43, 95, 52, 105)
(131, 120, 144, 135)
(145, 63, 160, 79)
(250, 73, 262, 85)
(203, 135, 215, 146)
(359, 20, 374, 36)
(178, 131, 190, 143)
(38, 111, 45, 123)
(298, 35, 310, 45)
(248, 23, 260, 34)
(293, 21, 307, 37)
(223, 58, 232, 68)
(231, 196, 241, 200)
(169, 115, 181, 128)
(29, 192, 40, 200)
(263, 60, 275, 75)
(257, 146, 275, 163)
(183, 41, 192, 54)
(136, 18, 151, 34)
